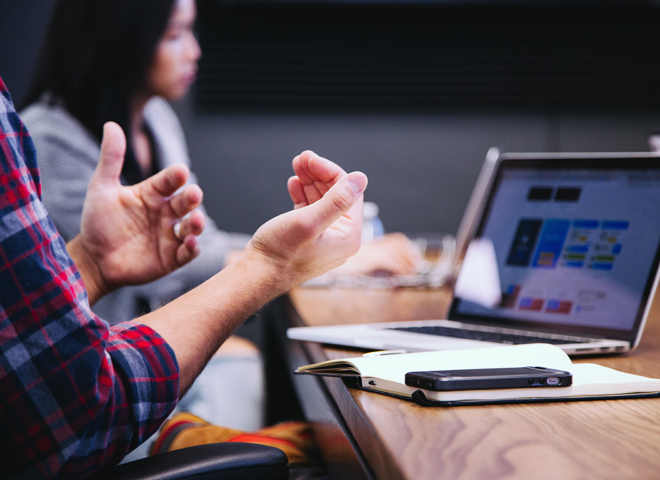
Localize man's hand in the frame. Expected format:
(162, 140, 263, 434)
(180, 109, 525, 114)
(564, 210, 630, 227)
(246, 151, 368, 289)
(68, 122, 205, 304)
(289, 151, 421, 277)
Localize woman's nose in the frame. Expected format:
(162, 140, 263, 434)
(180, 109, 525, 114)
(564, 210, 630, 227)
(186, 31, 202, 62)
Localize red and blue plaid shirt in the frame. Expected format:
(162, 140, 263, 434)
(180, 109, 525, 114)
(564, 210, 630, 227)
(0, 78, 179, 479)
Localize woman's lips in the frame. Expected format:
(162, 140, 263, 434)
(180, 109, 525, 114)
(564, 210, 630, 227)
(183, 66, 198, 86)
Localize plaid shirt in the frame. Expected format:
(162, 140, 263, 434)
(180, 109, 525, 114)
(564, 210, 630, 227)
(0, 78, 179, 479)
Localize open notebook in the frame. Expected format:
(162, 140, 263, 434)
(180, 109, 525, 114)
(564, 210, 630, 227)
(289, 150, 660, 356)
(295, 344, 660, 406)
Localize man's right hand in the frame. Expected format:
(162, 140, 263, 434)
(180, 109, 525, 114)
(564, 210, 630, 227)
(245, 151, 368, 290)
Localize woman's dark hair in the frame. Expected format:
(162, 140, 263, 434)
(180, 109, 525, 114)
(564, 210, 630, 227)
(22, 0, 176, 183)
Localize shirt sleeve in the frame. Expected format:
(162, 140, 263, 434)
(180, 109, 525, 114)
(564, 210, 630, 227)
(0, 78, 179, 479)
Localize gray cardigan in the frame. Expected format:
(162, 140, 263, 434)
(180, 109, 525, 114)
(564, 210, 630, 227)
(21, 97, 250, 323)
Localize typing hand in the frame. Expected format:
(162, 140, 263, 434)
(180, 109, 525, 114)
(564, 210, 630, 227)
(68, 122, 205, 304)
(333, 232, 422, 276)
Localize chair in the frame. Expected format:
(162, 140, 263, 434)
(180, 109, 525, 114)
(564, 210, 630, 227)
(89, 443, 289, 480)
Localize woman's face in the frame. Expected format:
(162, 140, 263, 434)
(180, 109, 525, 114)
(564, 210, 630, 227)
(145, 0, 201, 100)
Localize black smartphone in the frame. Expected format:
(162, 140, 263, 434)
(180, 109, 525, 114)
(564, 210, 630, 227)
(405, 366, 573, 391)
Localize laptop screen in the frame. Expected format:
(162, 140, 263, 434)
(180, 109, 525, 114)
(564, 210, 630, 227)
(449, 156, 660, 342)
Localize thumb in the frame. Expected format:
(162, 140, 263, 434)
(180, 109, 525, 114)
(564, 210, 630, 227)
(301, 171, 368, 233)
(93, 122, 126, 184)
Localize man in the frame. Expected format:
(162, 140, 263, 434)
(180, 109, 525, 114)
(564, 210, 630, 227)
(0, 77, 367, 479)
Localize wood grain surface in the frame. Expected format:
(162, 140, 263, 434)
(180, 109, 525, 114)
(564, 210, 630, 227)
(288, 286, 660, 480)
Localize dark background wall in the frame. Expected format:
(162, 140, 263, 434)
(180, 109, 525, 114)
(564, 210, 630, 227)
(2, 0, 660, 238)
(0, 2, 53, 108)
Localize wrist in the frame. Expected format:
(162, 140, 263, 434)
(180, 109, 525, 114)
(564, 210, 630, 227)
(66, 236, 111, 305)
(233, 248, 298, 299)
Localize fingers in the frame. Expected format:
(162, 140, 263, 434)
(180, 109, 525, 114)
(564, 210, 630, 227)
(93, 122, 127, 183)
(292, 151, 347, 205)
(175, 210, 206, 239)
(299, 171, 368, 234)
(294, 151, 346, 183)
(382, 233, 423, 263)
(169, 183, 203, 218)
(147, 164, 191, 198)
(378, 246, 419, 275)
(374, 234, 422, 274)
(170, 186, 205, 255)
(176, 234, 201, 266)
(333, 233, 421, 276)
(287, 176, 308, 209)
(291, 154, 314, 186)
(306, 153, 346, 183)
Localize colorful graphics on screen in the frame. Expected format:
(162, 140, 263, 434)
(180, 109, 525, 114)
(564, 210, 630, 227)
(506, 218, 628, 271)
(503, 218, 629, 316)
(532, 219, 571, 268)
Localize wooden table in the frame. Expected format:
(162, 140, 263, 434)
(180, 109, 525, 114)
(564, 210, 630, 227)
(281, 286, 660, 480)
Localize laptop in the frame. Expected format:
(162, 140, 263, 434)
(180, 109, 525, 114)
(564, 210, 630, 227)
(287, 149, 660, 356)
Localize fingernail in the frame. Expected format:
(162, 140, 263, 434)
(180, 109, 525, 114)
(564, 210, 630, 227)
(347, 172, 367, 194)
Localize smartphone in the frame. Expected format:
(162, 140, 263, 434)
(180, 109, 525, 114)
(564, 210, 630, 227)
(404, 366, 572, 391)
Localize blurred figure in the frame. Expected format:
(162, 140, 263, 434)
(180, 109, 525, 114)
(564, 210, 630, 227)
(21, 0, 239, 324)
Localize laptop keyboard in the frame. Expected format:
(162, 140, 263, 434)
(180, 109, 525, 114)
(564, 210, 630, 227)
(389, 325, 585, 345)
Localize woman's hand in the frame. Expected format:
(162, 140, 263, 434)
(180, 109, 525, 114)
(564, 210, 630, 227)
(332, 232, 422, 277)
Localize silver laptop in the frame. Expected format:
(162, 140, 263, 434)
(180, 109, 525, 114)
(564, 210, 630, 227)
(288, 149, 660, 356)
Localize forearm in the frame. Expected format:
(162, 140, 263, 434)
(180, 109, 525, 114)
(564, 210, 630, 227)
(139, 250, 289, 395)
